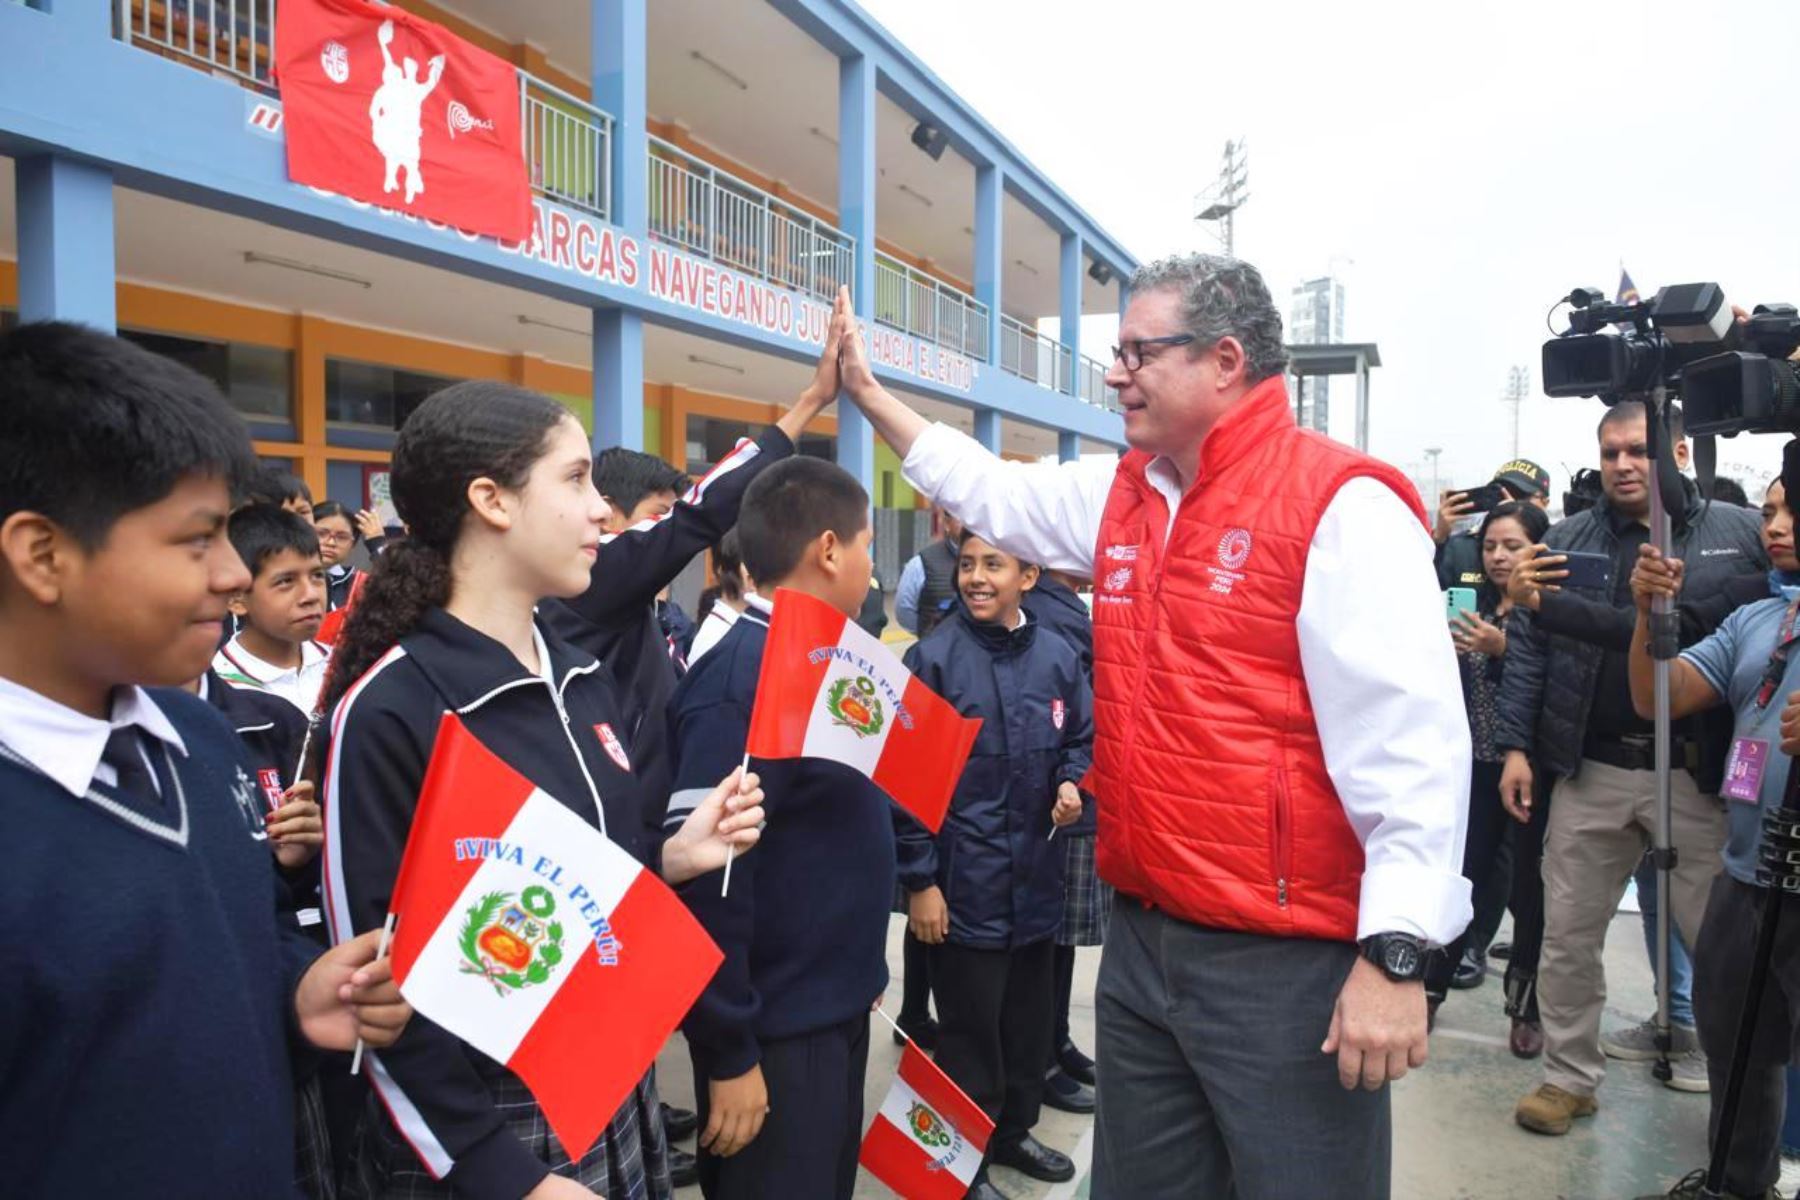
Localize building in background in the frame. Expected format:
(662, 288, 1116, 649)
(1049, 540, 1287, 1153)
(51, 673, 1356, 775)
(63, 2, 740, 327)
(1289, 275, 1344, 432)
(0, 0, 1133, 596)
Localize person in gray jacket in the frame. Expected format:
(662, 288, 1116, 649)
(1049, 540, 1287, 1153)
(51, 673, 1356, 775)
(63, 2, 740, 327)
(1496, 398, 1767, 1135)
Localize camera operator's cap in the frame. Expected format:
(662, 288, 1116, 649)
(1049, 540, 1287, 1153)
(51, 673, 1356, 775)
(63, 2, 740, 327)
(1494, 459, 1551, 498)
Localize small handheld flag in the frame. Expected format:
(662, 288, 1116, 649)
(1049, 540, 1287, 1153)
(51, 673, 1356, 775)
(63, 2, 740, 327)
(859, 1036, 995, 1200)
(744, 588, 980, 835)
(378, 715, 722, 1159)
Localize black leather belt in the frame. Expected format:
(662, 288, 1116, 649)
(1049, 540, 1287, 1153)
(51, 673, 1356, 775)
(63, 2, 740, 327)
(1585, 735, 1685, 772)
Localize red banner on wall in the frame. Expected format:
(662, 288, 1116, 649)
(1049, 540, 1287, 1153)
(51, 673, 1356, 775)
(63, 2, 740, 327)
(275, 0, 531, 241)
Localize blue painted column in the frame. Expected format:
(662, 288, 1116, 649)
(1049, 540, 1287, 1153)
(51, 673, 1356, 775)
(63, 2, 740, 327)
(835, 53, 877, 492)
(974, 163, 1004, 366)
(974, 409, 1002, 455)
(590, 0, 646, 451)
(16, 155, 115, 331)
(1058, 430, 1081, 464)
(1059, 231, 1083, 396)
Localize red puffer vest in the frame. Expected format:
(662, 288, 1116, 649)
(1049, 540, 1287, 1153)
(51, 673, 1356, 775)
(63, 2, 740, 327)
(1090, 377, 1427, 942)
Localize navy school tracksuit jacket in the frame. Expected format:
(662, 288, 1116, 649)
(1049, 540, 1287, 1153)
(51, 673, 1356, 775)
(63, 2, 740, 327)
(897, 606, 1095, 950)
(664, 601, 896, 1080)
(542, 427, 794, 844)
(203, 669, 329, 940)
(0, 688, 321, 1198)
(323, 608, 653, 1199)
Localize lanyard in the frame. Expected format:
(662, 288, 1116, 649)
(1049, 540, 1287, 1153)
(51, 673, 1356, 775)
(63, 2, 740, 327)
(1754, 595, 1800, 711)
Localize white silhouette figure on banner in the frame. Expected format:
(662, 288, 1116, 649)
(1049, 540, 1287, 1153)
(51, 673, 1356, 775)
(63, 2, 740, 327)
(367, 20, 445, 204)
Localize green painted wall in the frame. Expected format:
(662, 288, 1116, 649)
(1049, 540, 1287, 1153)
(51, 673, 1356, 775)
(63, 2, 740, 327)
(875, 438, 916, 510)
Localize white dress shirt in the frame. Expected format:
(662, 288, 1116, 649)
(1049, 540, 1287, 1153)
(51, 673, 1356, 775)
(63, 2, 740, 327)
(0, 674, 187, 798)
(213, 636, 332, 715)
(688, 602, 743, 665)
(903, 422, 1473, 945)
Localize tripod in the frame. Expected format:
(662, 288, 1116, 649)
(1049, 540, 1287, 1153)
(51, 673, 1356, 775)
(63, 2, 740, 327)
(1643, 385, 1683, 1090)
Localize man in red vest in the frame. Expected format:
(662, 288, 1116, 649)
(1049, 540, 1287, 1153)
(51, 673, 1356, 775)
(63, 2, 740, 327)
(832, 257, 1472, 1199)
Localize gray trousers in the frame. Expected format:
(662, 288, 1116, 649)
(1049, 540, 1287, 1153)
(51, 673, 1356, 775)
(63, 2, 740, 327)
(1090, 903, 1390, 1200)
(1693, 874, 1800, 1196)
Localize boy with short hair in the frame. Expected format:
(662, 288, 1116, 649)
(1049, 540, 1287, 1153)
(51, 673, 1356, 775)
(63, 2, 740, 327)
(0, 321, 407, 1197)
(213, 504, 331, 714)
(247, 466, 316, 522)
(665, 456, 893, 1200)
(899, 531, 1094, 1199)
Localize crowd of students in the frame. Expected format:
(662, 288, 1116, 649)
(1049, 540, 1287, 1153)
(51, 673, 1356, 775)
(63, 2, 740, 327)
(0, 288, 1115, 1200)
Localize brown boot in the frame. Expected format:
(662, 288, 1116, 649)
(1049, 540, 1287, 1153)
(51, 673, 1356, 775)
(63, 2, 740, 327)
(1514, 1083, 1597, 1135)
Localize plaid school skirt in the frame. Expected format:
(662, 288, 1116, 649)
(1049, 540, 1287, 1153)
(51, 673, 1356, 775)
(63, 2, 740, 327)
(295, 1074, 337, 1200)
(350, 1066, 671, 1200)
(1058, 833, 1112, 948)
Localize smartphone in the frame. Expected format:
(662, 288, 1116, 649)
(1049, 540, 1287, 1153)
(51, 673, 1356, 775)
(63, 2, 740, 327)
(1557, 550, 1612, 591)
(1456, 483, 1507, 513)
(1445, 588, 1478, 624)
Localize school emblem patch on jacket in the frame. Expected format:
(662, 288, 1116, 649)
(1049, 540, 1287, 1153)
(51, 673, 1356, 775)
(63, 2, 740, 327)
(827, 676, 885, 738)
(593, 723, 631, 772)
(1051, 698, 1066, 730)
(459, 886, 566, 995)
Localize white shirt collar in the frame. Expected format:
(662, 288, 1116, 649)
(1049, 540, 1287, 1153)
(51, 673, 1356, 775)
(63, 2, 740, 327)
(215, 635, 327, 686)
(0, 675, 187, 798)
(744, 591, 773, 617)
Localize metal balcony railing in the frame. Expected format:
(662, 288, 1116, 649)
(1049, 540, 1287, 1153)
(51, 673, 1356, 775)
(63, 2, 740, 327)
(1078, 352, 1120, 412)
(998, 314, 1070, 393)
(116, 1, 614, 220)
(873, 253, 989, 362)
(647, 137, 855, 304)
(521, 75, 611, 220)
(117, 0, 275, 91)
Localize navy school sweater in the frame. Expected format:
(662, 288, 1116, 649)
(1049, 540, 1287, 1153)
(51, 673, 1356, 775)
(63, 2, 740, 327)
(0, 687, 318, 1198)
(664, 602, 895, 1080)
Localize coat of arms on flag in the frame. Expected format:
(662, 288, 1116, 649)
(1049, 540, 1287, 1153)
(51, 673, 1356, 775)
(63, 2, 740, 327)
(379, 714, 720, 1159)
(745, 588, 981, 833)
(860, 1042, 995, 1199)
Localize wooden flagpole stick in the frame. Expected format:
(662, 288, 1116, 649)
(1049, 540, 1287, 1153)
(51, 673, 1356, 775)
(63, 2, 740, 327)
(720, 751, 753, 899)
(349, 911, 396, 1076)
(291, 713, 318, 787)
(872, 1004, 915, 1048)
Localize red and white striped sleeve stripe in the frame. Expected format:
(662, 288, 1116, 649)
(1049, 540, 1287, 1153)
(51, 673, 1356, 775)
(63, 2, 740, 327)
(597, 437, 763, 545)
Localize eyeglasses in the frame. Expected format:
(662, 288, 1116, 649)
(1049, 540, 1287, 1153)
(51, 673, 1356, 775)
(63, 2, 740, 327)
(315, 530, 355, 545)
(1110, 334, 1196, 372)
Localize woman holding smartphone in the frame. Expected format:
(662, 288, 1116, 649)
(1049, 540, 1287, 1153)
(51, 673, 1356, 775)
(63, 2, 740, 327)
(1429, 500, 1551, 1036)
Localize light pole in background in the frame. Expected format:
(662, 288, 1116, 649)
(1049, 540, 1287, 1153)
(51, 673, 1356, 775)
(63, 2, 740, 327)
(1425, 446, 1443, 512)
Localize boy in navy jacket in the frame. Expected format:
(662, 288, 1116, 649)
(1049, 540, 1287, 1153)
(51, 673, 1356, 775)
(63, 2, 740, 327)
(0, 322, 408, 1199)
(666, 457, 893, 1200)
(899, 531, 1095, 1198)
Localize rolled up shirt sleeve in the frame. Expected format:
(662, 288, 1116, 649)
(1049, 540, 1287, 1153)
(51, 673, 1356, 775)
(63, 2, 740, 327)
(1298, 478, 1474, 946)
(901, 423, 1115, 578)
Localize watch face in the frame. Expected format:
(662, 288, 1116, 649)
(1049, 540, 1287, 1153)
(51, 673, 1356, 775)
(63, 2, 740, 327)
(1384, 940, 1421, 977)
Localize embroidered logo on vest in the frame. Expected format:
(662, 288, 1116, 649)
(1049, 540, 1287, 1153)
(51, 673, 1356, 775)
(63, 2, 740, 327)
(1208, 529, 1253, 595)
(1102, 566, 1133, 593)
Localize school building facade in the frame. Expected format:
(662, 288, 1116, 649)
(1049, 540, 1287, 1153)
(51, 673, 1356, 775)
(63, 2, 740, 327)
(0, 0, 1131, 574)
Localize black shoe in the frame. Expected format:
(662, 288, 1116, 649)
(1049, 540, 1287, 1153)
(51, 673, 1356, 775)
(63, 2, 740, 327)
(668, 1146, 698, 1188)
(967, 1176, 1011, 1200)
(661, 1103, 699, 1143)
(1450, 948, 1486, 991)
(1041, 1070, 1095, 1115)
(989, 1135, 1076, 1183)
(1057, 1039, 1096, 1086)
(894, 1016, 939, 1051)
(1488, 940, 1512, 961)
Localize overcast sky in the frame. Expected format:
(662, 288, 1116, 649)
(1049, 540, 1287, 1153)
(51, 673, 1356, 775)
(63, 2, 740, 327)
(860, 0, 1800, 505)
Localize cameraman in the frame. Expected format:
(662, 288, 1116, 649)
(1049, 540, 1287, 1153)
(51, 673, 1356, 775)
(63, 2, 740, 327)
(1496, 399, 1766, 1134)
(1628, 478, 1800, 1200)
(1434, 460, 1552, 589)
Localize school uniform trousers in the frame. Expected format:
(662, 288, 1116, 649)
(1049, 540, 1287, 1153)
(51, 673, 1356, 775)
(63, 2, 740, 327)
(931, 936, 1057, 1153)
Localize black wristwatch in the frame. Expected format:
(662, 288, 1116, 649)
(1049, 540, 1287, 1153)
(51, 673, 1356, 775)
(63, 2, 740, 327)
(1359, 932, 1428, 983)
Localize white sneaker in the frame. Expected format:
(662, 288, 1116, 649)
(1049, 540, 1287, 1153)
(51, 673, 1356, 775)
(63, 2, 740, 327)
(1602, 1017, 1699, 1062)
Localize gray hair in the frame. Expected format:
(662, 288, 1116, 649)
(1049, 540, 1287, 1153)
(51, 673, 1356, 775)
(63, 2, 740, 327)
(1129, 254, 1288, 383)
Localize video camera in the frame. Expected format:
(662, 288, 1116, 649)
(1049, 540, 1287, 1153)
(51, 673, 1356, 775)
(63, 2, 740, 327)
(1541, 283, 1800, 435)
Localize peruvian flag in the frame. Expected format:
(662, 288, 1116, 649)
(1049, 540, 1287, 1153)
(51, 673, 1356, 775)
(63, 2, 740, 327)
(316, 572, 366, 647)
(382, 715, 721, 1159)
(746, 589, 980, 834)
(275, 0, 531, 241)
(859, 1042, 994, 1199)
